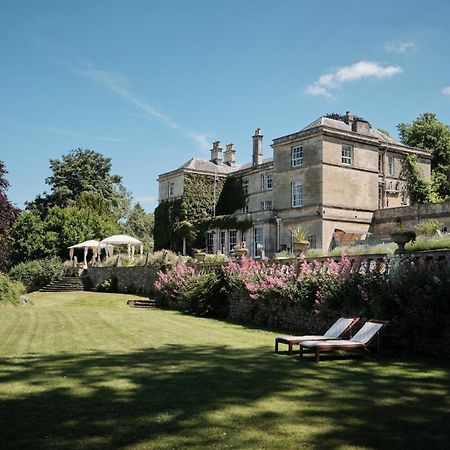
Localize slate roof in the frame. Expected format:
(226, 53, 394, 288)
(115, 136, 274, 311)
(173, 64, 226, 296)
(178, 157, 239, 174)
(301, 116, 408, 147)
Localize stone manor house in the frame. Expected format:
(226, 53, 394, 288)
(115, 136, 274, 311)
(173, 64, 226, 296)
(157, 113, 431, 256)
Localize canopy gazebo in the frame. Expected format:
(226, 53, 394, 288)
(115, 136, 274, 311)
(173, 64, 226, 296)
(100, 235, 143, 261)
(68, 240, 107, 269)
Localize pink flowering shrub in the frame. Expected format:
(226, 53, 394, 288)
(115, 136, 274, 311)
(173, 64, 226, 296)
(222, 256, 298, 301)
(154, 264, 226, 317)
(154, 263, 196, 300)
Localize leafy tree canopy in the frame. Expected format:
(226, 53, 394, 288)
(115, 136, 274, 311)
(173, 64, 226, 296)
(398, 113, 450, 202)
(123, 203, 154, 251)
(398, 113, 450, 170)
(26, 148, 130, 218)
(0, 161, 20, 271)
(8, 207, 121, 265)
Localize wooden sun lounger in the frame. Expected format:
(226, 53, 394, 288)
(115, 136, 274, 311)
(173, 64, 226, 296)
(275, 317, 360, 354)
(299, 319, 389, 363)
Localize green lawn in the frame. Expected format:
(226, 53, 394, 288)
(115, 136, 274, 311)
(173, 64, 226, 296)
(1, 292, 450, 449)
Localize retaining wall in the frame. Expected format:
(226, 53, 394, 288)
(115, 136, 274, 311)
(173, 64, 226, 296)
(371, 201, 450, 234)
(87, 266, 159, 295)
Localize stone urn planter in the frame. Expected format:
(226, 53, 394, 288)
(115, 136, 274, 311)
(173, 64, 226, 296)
(234, 247, 249, 257)
(193, 252, 206, 261)
(293, 241, 310, 254)
(390, 231, 416, 255)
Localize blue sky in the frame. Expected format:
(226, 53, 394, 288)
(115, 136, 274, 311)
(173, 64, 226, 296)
(1, 0, 449, 212)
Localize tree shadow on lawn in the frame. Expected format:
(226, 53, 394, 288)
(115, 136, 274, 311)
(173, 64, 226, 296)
(0, 346, 449, 449)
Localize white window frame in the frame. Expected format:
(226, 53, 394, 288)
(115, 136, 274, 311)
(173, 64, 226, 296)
(341, 144, 353, 165)
(388, 155, 394, 176)
(168, 181, 175, 197)
(206, 232, 214, 254)
(292, 182, 303, 208)
(228, 230, 237, 253)
(261, 173, 273, 191)
(242, 179, 249, 195)
(378, 153, 384, 174)
(220, 231, 226, 254)
(266, 173, 273, 190)
(260, 200, 272, 211)
(253, 227, 263, 257)
(291, 146, 303, 167)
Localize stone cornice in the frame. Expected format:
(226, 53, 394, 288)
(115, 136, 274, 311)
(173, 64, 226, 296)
(271, 125, 431, 159)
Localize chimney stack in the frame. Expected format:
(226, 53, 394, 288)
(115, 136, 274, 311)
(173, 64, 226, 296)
(210, 141, 223, 165)
(345, 111, 354, 129)
(252, 128, 263, 167)
(224, 143, 236, 167)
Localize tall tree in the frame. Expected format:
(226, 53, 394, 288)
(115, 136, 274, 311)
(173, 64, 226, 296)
(123, 203, 154, 251)
(27, 148, 130, 218)
(6, 212, 53, 265)
(8, 206, 122, 265)
(398, 113, 450, 201)
(0, 161, 19, 271)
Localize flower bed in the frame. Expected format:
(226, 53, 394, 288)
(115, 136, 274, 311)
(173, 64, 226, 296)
(153, 255, 450, 356)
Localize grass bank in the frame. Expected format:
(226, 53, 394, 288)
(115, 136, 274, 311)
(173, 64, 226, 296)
(0, 292, 449, 449)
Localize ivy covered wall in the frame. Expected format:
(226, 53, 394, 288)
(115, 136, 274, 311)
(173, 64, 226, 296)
(154, 172, 249, 252)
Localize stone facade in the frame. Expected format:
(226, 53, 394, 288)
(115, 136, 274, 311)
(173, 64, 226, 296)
(157, 113, 432, 255)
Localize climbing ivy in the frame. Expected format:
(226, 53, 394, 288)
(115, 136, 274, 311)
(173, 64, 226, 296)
(215, 176, 247, 215)
(154, 173, 252, 252)
(181, 174, 226, 219)
(154, 198, 183, 251)
(191, 215, 253, 251)
(403, 154, 435, 204)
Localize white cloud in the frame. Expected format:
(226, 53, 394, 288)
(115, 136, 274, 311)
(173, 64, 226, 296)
(385, 42, 417, 53)
(442, 86, 450, 97)
(77, 66, 210, 150)
(305, 61, 403, 98)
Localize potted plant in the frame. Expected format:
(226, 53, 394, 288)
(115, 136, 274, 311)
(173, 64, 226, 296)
(390, 223, 416, 255)
(291, 225, 310, 253)
(193, 248, 207, 261)
(233, 242, 249, 257)
(273, 250, 296, 261)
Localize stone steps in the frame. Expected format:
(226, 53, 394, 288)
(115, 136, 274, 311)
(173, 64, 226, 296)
(40, 277, 91, 292)
(127, 298, 163, 308)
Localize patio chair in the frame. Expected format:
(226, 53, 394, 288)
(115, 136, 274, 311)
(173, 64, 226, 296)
(275, 317, 359, 354)
(299, 319, 390, 363)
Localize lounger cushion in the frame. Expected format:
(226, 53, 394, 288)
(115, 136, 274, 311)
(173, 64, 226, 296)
(350, 322, 383, 345)
(323, 317, 356, 338)
(276, 335, 327, 343)
(276, 317, 356, 343)
(300, 339, 362, 348)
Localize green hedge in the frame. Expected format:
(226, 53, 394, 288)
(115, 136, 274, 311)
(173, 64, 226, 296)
(9, 257, 67, 292)
(0, 273, 25, 304)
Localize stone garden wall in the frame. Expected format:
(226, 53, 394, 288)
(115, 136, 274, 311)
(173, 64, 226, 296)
(87, 266, 159, 295)
(371, 201, 450, 234)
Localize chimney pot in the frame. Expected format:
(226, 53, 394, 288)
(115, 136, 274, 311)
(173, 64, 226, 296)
(210, 141, 223, 165)
(224, 143, 236, 167)
(252, 128, 263, 167)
